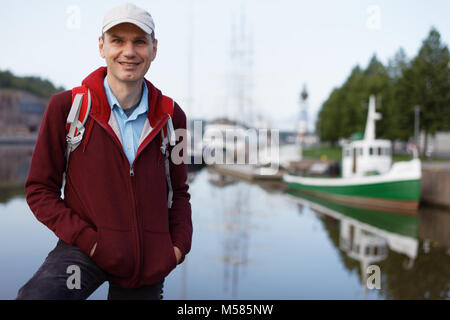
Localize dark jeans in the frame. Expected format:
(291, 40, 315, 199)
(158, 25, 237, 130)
(16, 239, 164, 300)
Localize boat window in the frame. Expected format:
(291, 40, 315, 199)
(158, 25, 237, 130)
(345, 149, 350, 157)
(385, 148, 390, 155)
(360, 148, 363, 156)
(369, 147, 374, 156)
(378, 147, 382, 156)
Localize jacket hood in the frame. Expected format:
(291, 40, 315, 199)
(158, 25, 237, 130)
(82, 67, 165, 127)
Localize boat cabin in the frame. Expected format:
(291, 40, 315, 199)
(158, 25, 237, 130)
(341, 95, 392, 178)
(342, 139, 392, 178)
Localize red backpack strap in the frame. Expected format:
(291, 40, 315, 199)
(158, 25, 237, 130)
(65, 85, 92, 170)
(160, 95, 175, 143)
(161, 95, 174, 118)
(66, 86, 91, 135)
(159, 95, 175, 208)
(161, 95, 174, 136)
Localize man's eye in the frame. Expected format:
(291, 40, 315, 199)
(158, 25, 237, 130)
(136, 40, 146, 45)
(113, 39, 122, 44)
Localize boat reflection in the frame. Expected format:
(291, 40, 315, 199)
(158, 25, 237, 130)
(285, 189, 449, 299)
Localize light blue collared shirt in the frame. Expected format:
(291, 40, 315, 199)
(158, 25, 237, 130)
(103, 77, 149, 165)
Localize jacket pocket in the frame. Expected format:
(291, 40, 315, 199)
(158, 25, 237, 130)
(91, 228, 134, 278)
(141, 231, 177, 283)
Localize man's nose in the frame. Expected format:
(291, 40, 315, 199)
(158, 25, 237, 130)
(123, 41, 136, 58)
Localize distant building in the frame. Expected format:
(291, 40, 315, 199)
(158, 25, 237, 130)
(393, 131, 450, 158)
(420, 131, 450, 158)
(0, 89, 47, 138)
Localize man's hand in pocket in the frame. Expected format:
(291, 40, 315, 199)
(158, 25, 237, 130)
(173, 246, 182, 264)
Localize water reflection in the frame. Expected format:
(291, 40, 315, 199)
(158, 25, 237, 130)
(0, 148, 449, 299)
(207, 170, 238, 187)
(0, 145, 32, 203)
(287, 190, 449, 299)
(206, 168, 251, 298)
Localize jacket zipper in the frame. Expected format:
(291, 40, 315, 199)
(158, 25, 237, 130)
(127, 164, 140, 286)
(92, 113, 169, 285)
(90, 114, 142, 283)
(127, 115, 169, 284)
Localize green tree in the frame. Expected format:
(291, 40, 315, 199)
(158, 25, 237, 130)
(398, 27, 450, 154)
(386, 48, 411, 141)
(0, 70, 64, 98)
(317, 88, 343, 144)
(317, 27, 449, 149)
(317, 55, 393, 142)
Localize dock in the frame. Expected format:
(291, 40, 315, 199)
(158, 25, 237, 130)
(212, 164, 284, 181)
(421, 162, 450, 209)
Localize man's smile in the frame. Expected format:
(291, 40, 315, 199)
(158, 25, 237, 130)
(118, 61, 141, 66)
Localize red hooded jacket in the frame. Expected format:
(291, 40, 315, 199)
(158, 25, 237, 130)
(25, 67, 192, 288)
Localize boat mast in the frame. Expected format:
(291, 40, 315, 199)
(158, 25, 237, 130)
(363, 95, 381, 141)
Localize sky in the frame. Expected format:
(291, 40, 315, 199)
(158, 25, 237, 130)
(1, 0, 449, 130)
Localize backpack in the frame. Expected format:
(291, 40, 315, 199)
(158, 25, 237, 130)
(65, 85, 176, 208)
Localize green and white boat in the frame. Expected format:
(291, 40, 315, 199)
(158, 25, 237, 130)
(283, 95, 421, 214)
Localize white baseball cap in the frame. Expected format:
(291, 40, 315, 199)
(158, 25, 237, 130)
(102, 3, 155, 35)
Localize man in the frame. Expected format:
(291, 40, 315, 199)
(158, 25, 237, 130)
(17, 3, 192, 300)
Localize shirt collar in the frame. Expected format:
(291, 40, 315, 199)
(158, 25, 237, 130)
(103, 76, 149, 120)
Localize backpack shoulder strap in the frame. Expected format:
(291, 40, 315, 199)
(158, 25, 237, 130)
(160, 95, 174, 118)
(160, 95, 175, 208)
(65, 85, 92, 170)
(160, 95, 175, 147)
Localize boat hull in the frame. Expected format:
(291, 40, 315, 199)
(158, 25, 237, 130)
(283, 159, 422, 214)
(283, 176, 421, 214)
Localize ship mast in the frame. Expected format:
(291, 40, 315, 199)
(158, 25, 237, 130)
(229, 4, 253, 126)
(363, 95, 382, 141)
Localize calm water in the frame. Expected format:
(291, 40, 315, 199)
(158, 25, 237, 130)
(0, 145, 449, 299)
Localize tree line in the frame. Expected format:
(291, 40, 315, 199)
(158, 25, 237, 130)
(316, 27, 450, 154)
(0, 70, 64, 99)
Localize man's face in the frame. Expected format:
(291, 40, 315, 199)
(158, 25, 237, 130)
(99, 23, 157, 83)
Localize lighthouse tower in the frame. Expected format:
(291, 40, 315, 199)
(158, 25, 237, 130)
(297, 84, 309, 146)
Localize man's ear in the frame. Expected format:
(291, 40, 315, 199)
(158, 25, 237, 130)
(99, 36, 105, 59)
